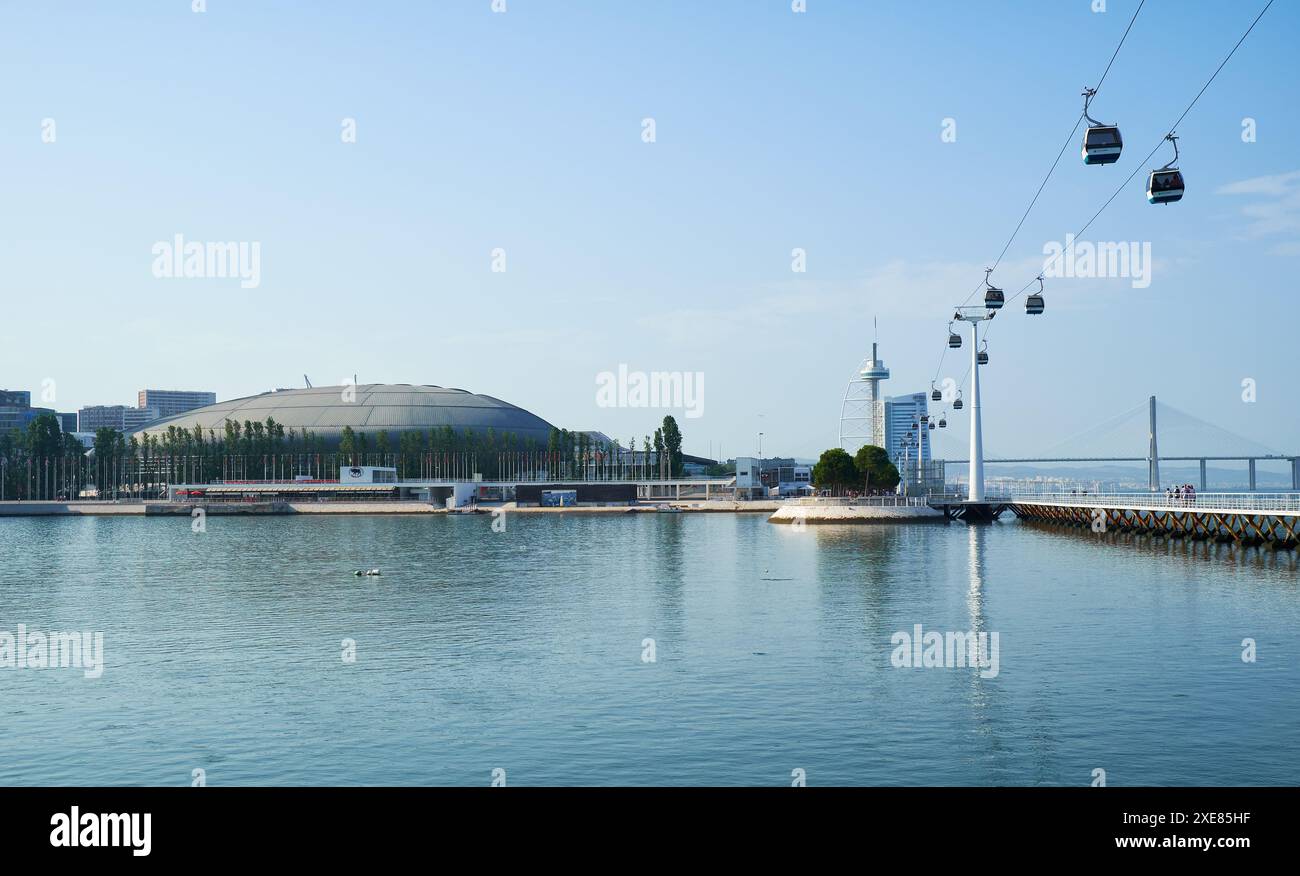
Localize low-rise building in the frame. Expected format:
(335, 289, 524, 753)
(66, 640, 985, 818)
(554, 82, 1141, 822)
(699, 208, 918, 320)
(78, 405, 160, 433)
(773, 464, 813, 496)
(735, 456, 766, 498)
(137, 389, 216, 419)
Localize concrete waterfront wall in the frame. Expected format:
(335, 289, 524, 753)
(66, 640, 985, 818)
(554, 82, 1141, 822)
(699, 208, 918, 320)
(769, 504, 945, 524)
(156, 501, 441, 514)
(146, 502, 292, 515)
(0, 501, 146, 516)
(2, 500, 396, 516)
(289, 502, 446, 514)
(4, 498, 801, 518)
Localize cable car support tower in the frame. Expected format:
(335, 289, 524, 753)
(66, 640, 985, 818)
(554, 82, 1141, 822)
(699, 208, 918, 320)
(948, 290, 1003, 520)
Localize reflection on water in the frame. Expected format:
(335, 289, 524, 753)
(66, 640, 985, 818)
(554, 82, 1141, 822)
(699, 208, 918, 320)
(960, 526, 1017, 781)
(0, 513, 1296, 786)
(966, 525, 987, 636)
(1019, 519, 1300, 576)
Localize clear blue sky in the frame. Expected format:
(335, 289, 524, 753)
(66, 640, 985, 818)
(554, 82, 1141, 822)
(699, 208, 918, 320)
(2, 0, 1296, 461)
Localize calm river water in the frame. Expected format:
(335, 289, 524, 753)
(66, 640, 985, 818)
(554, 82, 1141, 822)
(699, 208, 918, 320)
(1, 512, 1296, 786)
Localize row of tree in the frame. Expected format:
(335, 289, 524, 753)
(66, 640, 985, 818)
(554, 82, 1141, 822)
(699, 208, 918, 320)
(811, 445, 901, 495)
(0, 412, 691, 500)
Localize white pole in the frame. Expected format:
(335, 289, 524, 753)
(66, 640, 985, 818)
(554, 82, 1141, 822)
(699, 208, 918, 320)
(968, 318, 985, 502)
(916, 417, 923, 494)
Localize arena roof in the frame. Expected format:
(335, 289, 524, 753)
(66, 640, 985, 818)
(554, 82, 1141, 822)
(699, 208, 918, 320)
(131, 384, 557, 447)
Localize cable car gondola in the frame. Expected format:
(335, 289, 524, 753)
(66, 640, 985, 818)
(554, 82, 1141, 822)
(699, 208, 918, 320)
(1147, 133, 1185, 205)
(931, 383, 942, 402)
(948, 324, 962, 348)
(952, 392, 963, 411)
(983, 267, 1004, 310)
(1081, 87, 1122, 165)
(1026, 275, 1045, 315)
(977, 340, 989, 366)
(938, 415, 947, 429)
(928, 420, 936, 431)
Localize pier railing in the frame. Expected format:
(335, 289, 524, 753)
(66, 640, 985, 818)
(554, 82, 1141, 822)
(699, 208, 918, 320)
(1010, 492, 1300, 513)
(927, 491, 1013, 504)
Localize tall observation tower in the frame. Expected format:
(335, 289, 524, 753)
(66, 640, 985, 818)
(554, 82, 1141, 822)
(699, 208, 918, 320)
(839, 336, 890, 456)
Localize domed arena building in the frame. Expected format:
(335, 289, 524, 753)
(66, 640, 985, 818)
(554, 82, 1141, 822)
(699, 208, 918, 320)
(131, 383, 557, 448)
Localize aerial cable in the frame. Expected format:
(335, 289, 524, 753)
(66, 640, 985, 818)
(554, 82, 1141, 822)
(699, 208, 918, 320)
(961, 0, 1146, 307)
(996, 0, 1275, 311)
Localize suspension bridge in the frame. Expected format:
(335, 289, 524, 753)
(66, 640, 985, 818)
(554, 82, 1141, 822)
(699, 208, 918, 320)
(924, 394, 1299, 547)
(936, 396, 1300, 492)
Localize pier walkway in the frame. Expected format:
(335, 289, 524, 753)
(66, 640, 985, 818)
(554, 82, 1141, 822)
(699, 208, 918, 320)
(1009, 492, 1300, 548)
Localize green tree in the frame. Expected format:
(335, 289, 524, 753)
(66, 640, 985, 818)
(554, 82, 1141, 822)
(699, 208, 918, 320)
(811, 447, 858, 494)
(853, 444, 900, 492)
(25, 413, 62, 459)
(398, 430, 421, 478)
(61, 432, 85, 456)
(339, 426, 357, 464)
(660, 415, 684, 477)
(92, 427, 121, 462)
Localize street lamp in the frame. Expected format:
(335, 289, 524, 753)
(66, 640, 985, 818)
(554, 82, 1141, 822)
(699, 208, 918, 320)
(917, 413, 929, 494)
(899, 433, 915, 497)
